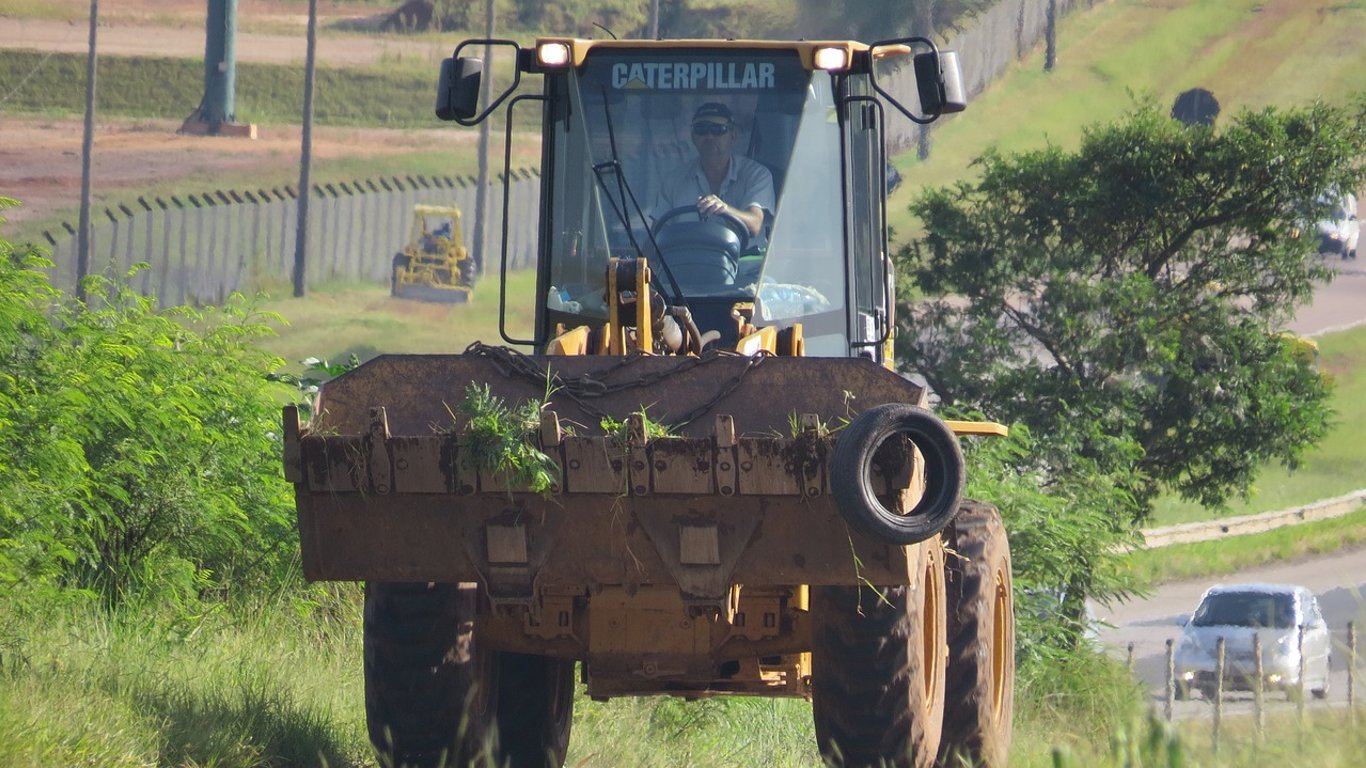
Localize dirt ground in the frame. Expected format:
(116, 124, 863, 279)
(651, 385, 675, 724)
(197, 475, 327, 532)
(0, 0, 458, 234)
(0, 116, 473, 232)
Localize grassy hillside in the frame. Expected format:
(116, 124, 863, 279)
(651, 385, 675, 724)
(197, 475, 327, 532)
(0, 50, 446, 128)
(887, 0, 1366, 236)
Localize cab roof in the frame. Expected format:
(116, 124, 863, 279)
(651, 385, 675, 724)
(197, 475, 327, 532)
(533, 37, 911, 71)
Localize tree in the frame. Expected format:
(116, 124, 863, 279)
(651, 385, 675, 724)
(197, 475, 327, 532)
(897, 102, 1366, 526)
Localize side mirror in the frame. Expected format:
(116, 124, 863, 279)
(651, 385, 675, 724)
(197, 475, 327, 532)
(913, 50, 967, 115)
(436, 57, 482, 122)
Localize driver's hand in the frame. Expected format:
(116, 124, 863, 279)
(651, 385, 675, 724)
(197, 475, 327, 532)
(697, 194, 727, 218)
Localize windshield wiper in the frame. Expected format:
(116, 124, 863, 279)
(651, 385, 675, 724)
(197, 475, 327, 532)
(592, 92, 686, 306)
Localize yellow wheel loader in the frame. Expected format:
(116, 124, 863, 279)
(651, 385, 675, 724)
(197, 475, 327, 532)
(284, 35, 1015, 768)
(391, 204, 476, 302)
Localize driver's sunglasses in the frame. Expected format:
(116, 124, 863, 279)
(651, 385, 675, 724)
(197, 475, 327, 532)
(692, 122, 731, 136)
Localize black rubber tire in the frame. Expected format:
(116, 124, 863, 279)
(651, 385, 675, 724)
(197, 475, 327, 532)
(811, 539, 947, 768)
(938, 501, 1015, 768)
(497, 653, 576, 767)
(364, 581, 497, 768)
(831, 403, 964, 545)
(391, 253, 412, 297)
(458, 258, 477, 288)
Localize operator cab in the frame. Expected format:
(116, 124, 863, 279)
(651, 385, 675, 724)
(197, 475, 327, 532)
(438, 39, 964, 360)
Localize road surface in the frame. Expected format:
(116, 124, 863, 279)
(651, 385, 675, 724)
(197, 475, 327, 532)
(1288, 255, 1366, 337)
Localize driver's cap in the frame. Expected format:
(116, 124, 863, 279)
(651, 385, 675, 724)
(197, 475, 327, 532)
(692, 102, 732, 126)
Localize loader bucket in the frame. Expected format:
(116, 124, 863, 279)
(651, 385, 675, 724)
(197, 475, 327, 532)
(284, 348, 958, 601)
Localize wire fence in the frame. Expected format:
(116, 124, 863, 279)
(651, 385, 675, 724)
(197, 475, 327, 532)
(1118, 620, 1361, 754)
(40, 169, 541, 308)
(884, 0, 1093, 154)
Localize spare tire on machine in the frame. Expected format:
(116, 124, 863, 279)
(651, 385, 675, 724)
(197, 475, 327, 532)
(831, 403, 964, 545)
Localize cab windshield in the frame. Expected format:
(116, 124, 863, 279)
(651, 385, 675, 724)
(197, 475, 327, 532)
(542, 48, 852, 353)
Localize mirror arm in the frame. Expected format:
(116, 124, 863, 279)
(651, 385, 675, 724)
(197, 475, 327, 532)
(442, 39, 526, 127)
(865, 36, 966, 126)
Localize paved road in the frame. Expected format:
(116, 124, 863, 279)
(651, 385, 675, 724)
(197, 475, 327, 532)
(1288, 252, 1366, 337)
(1094, 546, 1366, 718)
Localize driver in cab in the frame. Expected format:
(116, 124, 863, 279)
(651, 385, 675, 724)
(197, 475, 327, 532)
(651, 102, 774, 244)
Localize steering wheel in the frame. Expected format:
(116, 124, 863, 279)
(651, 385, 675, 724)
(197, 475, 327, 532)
(651, 205, 751, 257)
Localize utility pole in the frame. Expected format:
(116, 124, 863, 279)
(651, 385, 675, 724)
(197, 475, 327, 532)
(650, 0, 660, 38)
(916, 0, 935, 161)
(1045, 0, 1058, 72)
(76, 0, 98, 301)
(292, 0, 318, 297)
(181, 0, 256, 137)
(472, 0, 495, 282)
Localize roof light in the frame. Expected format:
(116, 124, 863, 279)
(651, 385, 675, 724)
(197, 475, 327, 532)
(537, 41, 572, 68)
(813, 46, 850, 72)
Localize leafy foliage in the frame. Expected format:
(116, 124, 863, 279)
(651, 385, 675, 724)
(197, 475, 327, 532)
(899, 102, 1365, 523)
(0, 206, 298, 604)
(454, 382, 560, 494)
(957, 421, 1138, 660)
(267, 355, 361, 420)
(599, 406, 676, 444)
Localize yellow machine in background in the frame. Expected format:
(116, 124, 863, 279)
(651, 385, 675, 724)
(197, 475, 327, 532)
(390, 204, 475, 302)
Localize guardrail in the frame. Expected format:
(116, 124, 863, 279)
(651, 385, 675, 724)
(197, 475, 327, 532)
(1140, 490, 1366, 549)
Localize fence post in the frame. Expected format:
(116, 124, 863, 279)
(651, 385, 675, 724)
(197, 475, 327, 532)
(175, 196, 190, 306)
(137, 199, 153, 296)
(1253, 632, 1264, 745)
(1298, 624, 1307, 727)
(1350, 621, 1357, 723)
(106, 207, 120, 266)
(217, 190, 236, 301)
(203, 192, 220, 303)
(1213, 636, 1224, 755)
(1164, 638, 1174, 723)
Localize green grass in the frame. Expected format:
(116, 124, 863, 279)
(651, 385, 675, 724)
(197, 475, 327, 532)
(0, 50, 440, 127)
(6, 592, 1360, 767)
(0, 589, 371, 767)
(1125, 504, 1366, 588)
(253, 268, 541, 371)
(1166, 708, 1366, 768)
(1039, 706, 1366, 768)
(887, 0, 1366, 237)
